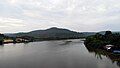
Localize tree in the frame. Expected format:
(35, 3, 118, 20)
(0, 34, 4, 45)
(105, 31, 112, 36)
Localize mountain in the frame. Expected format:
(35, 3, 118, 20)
(81, 32, 96, 36)
(98, 31, 120, 35)
(82, 31, 120, 36)
(5, 27, 85, 41)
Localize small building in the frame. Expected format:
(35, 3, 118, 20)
(15, 37, 30, 43)
(4, 39, 14, 43)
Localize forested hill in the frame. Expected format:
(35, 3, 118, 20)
(5, 27, 85, 40)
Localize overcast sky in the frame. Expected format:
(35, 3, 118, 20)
(0, 0, 120, 33)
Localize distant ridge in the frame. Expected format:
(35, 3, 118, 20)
(4, 27, 120, 41)
(5, 27, 85, 41)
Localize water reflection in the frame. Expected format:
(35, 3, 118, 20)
(85, 45, 120, 67)
(0, 39, 119, 68)
(0, 45, 4, 49)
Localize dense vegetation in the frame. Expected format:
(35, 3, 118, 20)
(84, 31, 120, 49)
(0, 34, 4, 45)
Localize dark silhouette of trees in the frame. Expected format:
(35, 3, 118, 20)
(0, 34, 4, 45)
(105, 31, 112, 36)
(85, 31, 120, 49)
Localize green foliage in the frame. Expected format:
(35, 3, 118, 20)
(0, 34, 4, 44)
(85, 31, 120, 49)
(0, 34, 4, 41)
(85, 34, 105, 48)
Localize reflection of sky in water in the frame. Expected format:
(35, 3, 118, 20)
(0, 39, 119, 68)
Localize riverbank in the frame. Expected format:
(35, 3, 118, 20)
(84, 31, 120, 55)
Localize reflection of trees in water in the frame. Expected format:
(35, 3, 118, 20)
(59, 41, 72, 45)
(117, 61, 120, 67)
(0, 45, 4, 48)
(85, 45, 120, 67)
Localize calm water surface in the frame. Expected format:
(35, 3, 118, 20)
(0, 39, 119, 68)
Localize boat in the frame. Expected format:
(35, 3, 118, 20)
(113, 50, 120, 54)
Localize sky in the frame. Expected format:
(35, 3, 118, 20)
(0, 0, 120, 33)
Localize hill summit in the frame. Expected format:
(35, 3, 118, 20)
(5, 27, 85, 41)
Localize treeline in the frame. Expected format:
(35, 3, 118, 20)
(0, 34, 4, 45)
(84, 31, 120, 49)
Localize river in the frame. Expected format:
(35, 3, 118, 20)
(0, 39, 119, 68)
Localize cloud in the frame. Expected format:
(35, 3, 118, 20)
(0, 0, 120, 33)
(0, 17, 24, 26)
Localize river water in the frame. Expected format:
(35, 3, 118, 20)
(0, 39, 119, 68)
